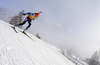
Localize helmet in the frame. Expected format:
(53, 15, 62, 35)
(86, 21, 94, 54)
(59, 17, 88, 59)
(36, 13, 40, 17)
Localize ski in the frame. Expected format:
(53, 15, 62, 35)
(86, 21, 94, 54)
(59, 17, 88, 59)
(11, 26, 18, 33)
(19, 30, 34, 41)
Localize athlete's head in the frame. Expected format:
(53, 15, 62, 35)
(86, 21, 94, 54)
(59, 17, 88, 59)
(36, 13, 40, 17)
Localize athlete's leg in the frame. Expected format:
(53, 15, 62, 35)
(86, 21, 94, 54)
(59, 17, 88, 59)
(17, 17, 28, 26)
(23, 18, 32, 32)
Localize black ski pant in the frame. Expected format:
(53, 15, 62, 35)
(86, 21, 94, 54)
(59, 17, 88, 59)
(18, 17, 32, 29)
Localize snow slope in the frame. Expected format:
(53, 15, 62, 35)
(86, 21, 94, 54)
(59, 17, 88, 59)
(0, 20, 75, 65)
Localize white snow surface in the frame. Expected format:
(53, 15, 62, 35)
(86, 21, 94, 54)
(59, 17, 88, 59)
(0, 20, 75, 65)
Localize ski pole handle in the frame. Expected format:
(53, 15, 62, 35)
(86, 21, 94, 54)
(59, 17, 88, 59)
(39, 11, 42, 13)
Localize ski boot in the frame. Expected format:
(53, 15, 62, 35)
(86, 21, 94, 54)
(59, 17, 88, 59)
(23, 29, 27, 34)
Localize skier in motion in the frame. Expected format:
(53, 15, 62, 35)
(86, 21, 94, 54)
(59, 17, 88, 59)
(17, 12, 42, 32)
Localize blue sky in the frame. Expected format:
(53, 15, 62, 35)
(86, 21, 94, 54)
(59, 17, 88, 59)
(1, 0, 100, 58)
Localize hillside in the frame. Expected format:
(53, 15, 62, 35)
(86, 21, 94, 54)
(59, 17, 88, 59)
(0, 20, 74, 65)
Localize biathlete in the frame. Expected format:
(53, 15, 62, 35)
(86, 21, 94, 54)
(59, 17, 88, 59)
(17, 12, 42, 32)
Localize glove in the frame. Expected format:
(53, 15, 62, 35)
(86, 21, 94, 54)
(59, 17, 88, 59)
(23, 13, 26, 15)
